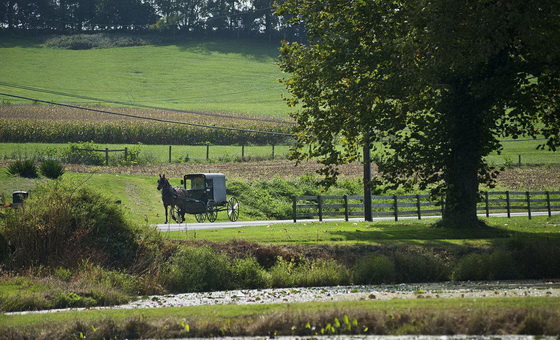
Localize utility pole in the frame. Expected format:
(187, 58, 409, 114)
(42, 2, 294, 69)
(363, 131, 373, 221)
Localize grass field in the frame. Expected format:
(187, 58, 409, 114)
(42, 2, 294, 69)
(0, 142, 291, 163)
(0, 37, 289, 116)
(165, 215, 560, 245)
(0, 138, 558, 165)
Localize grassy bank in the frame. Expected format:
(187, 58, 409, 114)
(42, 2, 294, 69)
(2, 297, 559, 338)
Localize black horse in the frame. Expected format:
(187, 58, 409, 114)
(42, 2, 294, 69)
(157, 174, 188, 223)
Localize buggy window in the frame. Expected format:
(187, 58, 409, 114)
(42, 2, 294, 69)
(186, 177, 206, 190)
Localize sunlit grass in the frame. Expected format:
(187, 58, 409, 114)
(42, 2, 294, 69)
(0, 38, 289, 116)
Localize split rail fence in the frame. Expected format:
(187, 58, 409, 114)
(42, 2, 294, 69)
(292, 191, 560, 222)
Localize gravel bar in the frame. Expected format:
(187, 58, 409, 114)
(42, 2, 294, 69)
(7, 280, 560, 315)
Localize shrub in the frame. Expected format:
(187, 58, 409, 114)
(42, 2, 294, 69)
(452, 250, 518, 281)
(1, 181, 138, 269)
(40, 159, 65, 179)
(63, 142, 105, 165)
(268, 257, 350, 288)
(231, 256, 269, 289)
(392, 250, 449, 283)
(5, 159, 39, 178)
(353, 255, 397, 284)
(506, 239, 560, 279)
(452, 253, 488, 281)
(164, 246, 232, 292)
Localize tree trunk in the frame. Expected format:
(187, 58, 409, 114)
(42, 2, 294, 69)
(439, 79, 486, 228)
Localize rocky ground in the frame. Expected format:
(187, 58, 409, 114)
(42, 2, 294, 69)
(9, 280, 560, 315)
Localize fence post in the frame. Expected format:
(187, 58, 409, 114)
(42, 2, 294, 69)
(440, 196, 445, 216)
(506, 191, 511, 218)
(344, 194, 349, 222)
(242, 145, 245, 160)
(485, 191, 490, 218)
(416, 194, 421, 220)
(272, 144, 275, 159)
(318, 195, 323, 222)
(526, 191, 532, 219)
(169, 146, 172, 163)
(124, 147, 128, 162)
(206, 144, 210, 161)
(546, 191, 552, 217)
(393, 195, 398, 221)
(293, 196, 297, 223)
(518, 154, 522, 166)
(105, 148, 109, 166)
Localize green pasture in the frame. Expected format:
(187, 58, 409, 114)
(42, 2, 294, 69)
(0, 142, 291, 163)
(0, 138, 558, 165)
(486, 139, 560, 166)
(0, 37, 289, 116)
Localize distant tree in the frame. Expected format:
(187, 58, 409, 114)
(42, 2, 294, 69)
(277, 0, 560, 228)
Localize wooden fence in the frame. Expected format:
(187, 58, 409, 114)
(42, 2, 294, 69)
(292, 191, 560, 222)
(71, 146, 128, 166)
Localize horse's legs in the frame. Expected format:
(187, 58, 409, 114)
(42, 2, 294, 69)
(164, 203, 169, 224)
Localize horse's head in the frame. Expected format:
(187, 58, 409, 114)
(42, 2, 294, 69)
(157, 174, 169, 191)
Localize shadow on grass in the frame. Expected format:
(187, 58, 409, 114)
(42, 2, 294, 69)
(174, 38, 280, 62)
(328, 222, 559, 245)
(0, 35, 44, 48)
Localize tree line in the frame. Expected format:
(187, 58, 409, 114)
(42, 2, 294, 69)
(0, 0, 300, 39)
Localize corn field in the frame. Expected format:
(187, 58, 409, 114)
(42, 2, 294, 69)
(0, 105, 294, 145)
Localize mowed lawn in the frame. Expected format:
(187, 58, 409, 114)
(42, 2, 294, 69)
(0, 37, 290, 116)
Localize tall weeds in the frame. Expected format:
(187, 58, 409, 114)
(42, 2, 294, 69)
(1, 181, 138, 269)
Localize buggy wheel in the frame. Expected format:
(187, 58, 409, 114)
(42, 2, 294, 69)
(207, 199, 218, 223)
(171, 205, 184, 223)
(194, 212, 206, 223)
(227, 197, 239, 222)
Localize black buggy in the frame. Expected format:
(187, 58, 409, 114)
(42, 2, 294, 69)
(171, 173, 240, 223)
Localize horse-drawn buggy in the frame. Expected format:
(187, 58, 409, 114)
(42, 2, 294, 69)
(157, 173, 239, 223)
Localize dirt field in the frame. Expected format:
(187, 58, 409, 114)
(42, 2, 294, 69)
(61, 160, 560, 190)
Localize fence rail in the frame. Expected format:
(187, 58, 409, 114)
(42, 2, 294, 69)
(71, 146, 128, 166)
(292, 191, 560, 222)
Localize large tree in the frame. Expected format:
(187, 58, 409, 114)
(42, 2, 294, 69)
(277, 0, 560, 228)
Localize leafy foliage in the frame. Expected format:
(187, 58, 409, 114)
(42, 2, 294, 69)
(1, 181, 139, 269)
(40, 159, 65, 179)
(277, 0, 560, 227)
(6, 159, 39, 178)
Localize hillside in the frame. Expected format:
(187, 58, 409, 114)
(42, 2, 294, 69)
(0, 37, 290, 117)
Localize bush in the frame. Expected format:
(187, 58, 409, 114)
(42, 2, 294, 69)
(268, 257, 350, 288)
(64, 142, 105, 165)
(392, 250, 449, 283)
(44, 34, 152, 50)
(5, 159, 39, 178)
(40, 159, 65, 179)
(164, 246, 232, 292)
(353, 255, 397, 284)
(231, 257, 269, 289)
(506, 239, 560, 279)
(1, 181, 138, 269)
(452, 250, 518, 281)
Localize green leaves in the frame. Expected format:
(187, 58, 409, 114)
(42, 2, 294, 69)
(277, 0, 560, 225)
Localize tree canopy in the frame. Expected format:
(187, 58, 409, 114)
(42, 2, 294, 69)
(277, 0, 560, 228)
(0, 0, 291, 39)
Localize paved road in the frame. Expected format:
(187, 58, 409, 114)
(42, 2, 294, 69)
(156, 211, 559, 232)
